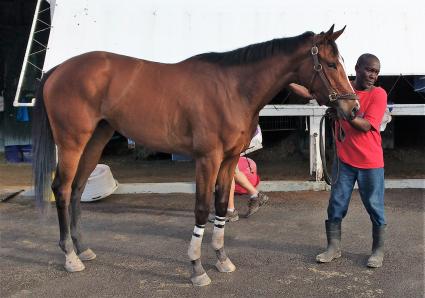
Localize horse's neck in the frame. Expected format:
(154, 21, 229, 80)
(234, 47, 308, 113)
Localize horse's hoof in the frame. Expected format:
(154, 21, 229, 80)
(215, 258, 236, 273)
(64, 251, 85, 272)
(79, 249, 96, 261)
(191, 272, 211, 287)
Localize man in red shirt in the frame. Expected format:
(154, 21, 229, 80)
(316, 54, 387, 268)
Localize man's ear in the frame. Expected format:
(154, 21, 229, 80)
(354, 63, 360, 72)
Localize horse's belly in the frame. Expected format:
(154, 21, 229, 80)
(106, 105, 192, 155)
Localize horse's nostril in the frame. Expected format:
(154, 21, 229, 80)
(350, 106, 359, 120)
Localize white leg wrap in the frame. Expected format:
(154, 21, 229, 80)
(188, 225, 205, 260)
(212, 216, 226, 250)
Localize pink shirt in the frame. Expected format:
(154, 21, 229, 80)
(336, 86, 387, 169)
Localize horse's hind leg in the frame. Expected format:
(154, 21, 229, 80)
(212, 155, 239, 273)
(188, 155, 221, 286)
(52, 134, 92, 272)
(70, 121, 115, 262)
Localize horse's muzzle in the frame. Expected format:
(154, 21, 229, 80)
(350, 105, 359, 119)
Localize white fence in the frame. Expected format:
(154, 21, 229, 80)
(260, 104, 425, 181)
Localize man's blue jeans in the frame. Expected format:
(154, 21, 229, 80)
(327, 159, 385, 226)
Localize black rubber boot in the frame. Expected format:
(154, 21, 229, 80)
(367, 225, 385, 268)
(316, 220, 342, 263)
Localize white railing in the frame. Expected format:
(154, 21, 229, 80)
(260, 103, 425, 181)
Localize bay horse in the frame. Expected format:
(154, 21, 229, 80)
(32, 25, 358, 286)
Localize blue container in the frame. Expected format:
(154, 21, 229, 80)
(21, 145, 32, 163)
(5, 145, 22, 163)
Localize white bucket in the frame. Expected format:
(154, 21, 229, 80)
(81, 164, 118, 202)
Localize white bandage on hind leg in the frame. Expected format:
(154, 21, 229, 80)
(212, 216, 226, 250)
(188, 224, 205, 260)
(64, 250, 85, 272)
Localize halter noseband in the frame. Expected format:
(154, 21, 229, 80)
(308, 46, 358, 103)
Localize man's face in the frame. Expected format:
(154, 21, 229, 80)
(355, 58, 381, 91)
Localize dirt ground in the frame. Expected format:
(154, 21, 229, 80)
(1, 189, 423, 297)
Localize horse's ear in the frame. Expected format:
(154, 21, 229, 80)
(329, 25, 346, 41)
(325, 24, 335, 37)
(315, 24, 335, 45)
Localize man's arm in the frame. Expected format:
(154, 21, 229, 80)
(348, 116, 371, 132)
(288, 83, 312, 99)
(350, 87, 387, 132)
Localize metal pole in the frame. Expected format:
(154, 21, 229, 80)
(13, 0, 43, 108)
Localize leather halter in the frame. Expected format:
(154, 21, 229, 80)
(308, 46, 358, 104)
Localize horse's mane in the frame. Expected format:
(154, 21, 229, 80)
(194, 31, 315, 66)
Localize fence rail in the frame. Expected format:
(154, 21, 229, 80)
(260, 103, 425, 181)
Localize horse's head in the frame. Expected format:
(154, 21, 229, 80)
(296, 25, 359, 120)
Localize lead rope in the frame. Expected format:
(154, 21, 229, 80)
(319, 108, 345, 185)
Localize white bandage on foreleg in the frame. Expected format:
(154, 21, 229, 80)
(212, 216, 226, 250)
(188, 224, 205, 260)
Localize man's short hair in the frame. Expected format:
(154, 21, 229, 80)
(356, 53, 380, 67)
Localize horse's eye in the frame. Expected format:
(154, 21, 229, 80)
(327, 63, 337, 69)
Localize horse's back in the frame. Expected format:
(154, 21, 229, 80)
(43, 51, 155, 119)
(43, 52, 190, 150)
(45, 51, 144, 99)
(42, 51, 250, 156)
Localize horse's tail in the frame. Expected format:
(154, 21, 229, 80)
(32, 67, 58, 208)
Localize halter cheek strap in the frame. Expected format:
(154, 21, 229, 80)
(308, 46, 358, 104)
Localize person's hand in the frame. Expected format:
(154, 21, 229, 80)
(288, 83, 312, 99)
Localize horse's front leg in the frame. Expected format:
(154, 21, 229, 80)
(188, 156, 221, 286)
(212, 156, 239, 273)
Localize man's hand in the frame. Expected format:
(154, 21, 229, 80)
(288, 83, 312, 99)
